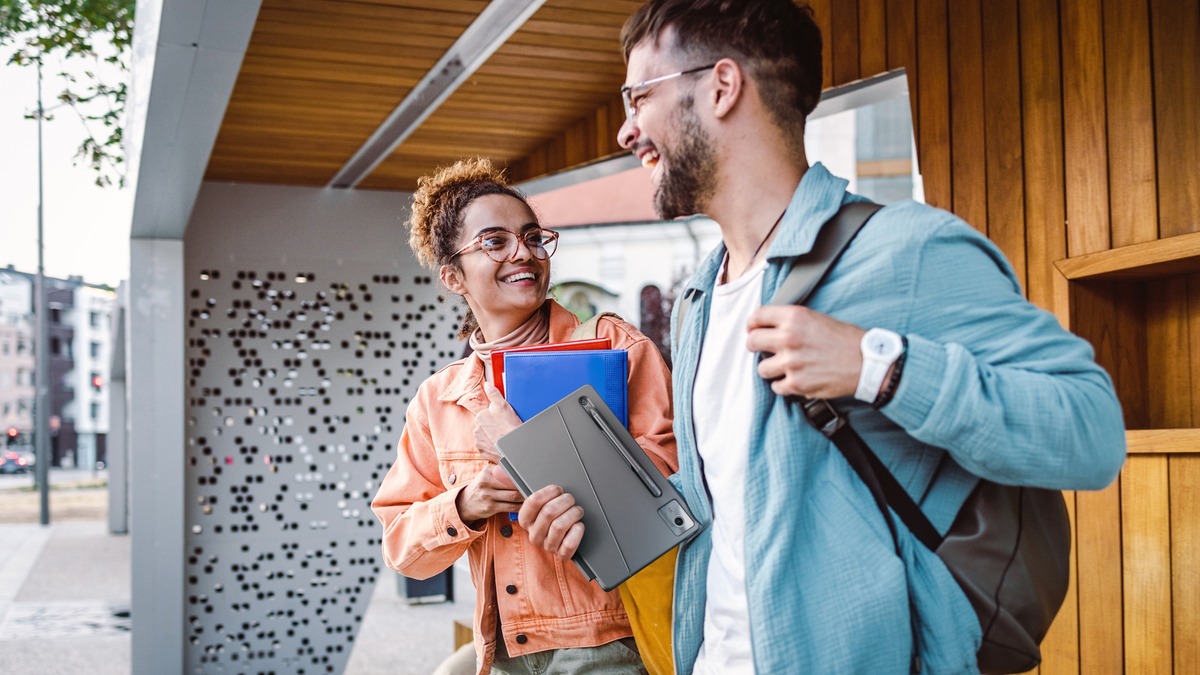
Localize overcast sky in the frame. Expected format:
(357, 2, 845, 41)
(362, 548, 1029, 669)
(1, 56, 131, 288)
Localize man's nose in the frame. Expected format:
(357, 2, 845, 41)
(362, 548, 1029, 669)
(618, 116, 639, 150)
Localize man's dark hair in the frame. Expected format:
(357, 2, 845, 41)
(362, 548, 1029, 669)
(621, 0, 823, 146)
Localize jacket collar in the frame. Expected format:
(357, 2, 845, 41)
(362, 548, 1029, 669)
(436, 349, 487, 409)
(436, 300, 579, 407)
(682, 163, 852, 299)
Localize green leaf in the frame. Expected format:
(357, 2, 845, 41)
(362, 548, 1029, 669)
(2, 0, 135, 188)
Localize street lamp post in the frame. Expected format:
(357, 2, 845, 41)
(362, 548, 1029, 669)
(34, 53, 51, 526)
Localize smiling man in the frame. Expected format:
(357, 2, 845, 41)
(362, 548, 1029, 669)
(606, 1, 1128, 673)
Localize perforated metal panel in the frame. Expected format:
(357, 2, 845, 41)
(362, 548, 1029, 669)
(184, 267, 463, 674)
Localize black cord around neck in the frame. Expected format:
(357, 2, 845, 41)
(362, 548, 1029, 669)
(749, 208, 787, 263)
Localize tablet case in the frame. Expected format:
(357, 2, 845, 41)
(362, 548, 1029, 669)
(490, 338, 611, 397)
(503, 349, 629, 427)
(496, 384, 700, 591)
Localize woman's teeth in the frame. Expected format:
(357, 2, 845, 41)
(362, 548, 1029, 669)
(503, 272, 535, 283)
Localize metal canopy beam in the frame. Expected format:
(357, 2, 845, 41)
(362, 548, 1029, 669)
(327, 0, 547, 189)
(126, 0, 261, 240)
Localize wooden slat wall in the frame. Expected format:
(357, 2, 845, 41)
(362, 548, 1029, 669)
(798, 1, 1199, 673)
(947, 0, 986, 235)
(1151, 0, 1200, 239)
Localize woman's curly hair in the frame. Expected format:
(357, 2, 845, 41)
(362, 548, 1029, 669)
(408, 157, 532, 338)
(408, 157, 529, 270)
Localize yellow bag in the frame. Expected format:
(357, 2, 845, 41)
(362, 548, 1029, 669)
(571, 313, 677, 675)
(618, 548, 677, 675)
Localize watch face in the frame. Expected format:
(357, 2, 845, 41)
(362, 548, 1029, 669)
(867, 335, 892, 355)
(864, 329, 901, 360)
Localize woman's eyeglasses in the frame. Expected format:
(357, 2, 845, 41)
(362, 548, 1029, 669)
(451, 228, 560, 263)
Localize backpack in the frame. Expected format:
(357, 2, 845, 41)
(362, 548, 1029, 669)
(676, 202, 1071, 674)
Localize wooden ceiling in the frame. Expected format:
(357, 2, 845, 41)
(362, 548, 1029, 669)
(205, 0, 641, 191)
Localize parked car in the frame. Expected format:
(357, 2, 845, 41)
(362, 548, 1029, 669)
(0, 449, 34, 474)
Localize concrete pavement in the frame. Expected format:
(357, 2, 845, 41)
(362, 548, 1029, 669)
(0, 474, 474, 675)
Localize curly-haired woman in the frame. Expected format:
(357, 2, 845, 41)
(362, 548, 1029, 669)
(372, 157, 676, 674)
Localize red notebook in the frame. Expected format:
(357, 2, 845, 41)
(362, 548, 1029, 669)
(491, 338, 611, 397)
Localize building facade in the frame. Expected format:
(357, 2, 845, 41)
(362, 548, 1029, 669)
(0, 271, 35, 453)
(0, 267, 116, 467)
(68, 285, 117, 468)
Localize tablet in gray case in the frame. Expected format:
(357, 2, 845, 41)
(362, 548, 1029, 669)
(496, 384, 700, 591)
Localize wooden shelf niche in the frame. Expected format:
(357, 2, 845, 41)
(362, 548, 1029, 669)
(1055, 231, 1200, 454)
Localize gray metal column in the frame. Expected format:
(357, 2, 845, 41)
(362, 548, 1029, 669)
(108, 282, 129, 535)
(129, 238, 185, 674)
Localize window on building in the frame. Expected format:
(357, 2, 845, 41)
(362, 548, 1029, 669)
(1, 339, 8, 355)
(804, 69, 923, 206)
(50, 307, 61, 324)
(89, 311, 100, 327)
(50, 337, 61, 355)
(90, 341, 101, 358)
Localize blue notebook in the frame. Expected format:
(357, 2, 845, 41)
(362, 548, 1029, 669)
(503, 349, 629, 427)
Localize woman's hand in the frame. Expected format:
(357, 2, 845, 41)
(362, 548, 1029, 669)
(456, 463, 523, 523)
(457, 384, 525, 523)
(520, 485, 585, 560)
(474, 381, 522, 461)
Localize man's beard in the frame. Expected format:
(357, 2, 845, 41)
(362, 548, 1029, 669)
(654, 101, 717, 220)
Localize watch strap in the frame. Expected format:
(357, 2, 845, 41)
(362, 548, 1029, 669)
(855, 357, 891, 402)
(872, 337, 908, 408)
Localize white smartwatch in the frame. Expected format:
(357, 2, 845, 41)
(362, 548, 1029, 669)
(855, 328, 905, 403)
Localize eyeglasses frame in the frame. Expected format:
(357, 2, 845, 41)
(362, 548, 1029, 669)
(620, 63, 718, 121)
(449, 227, 561, 263)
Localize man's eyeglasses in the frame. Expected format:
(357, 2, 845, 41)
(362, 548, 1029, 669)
(451, 228, 560, 263)
(621, 64, 717, 121)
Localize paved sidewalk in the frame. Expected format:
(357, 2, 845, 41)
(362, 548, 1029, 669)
(0, 521, 131, 675)
(0, 517, 473, 675)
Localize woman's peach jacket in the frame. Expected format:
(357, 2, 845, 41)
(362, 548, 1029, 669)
(372, 301, 677, 673)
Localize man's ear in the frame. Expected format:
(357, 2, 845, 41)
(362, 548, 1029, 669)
(439, 264, 466, 296)
(711, 58, 744, 119)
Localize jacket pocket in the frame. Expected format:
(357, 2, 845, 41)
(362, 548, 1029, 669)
(437, 456, 488, 490)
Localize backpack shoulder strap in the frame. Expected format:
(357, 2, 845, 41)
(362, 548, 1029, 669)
(570, 311, 621, 341)
(778, 201, 945, 548)
(770, 200, 882, 306)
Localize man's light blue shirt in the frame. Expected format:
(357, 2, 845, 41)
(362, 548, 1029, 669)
(669, 164, 1126, 674)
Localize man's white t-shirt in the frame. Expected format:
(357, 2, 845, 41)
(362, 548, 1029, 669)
(691, 259, 766, 675)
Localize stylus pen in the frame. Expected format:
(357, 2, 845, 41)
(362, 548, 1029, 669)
(579, 396, 662, 498)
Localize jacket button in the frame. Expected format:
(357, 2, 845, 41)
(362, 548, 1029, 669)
(515, 634, 528, 644)
(506, 584, 517, 595)
(446, 526, 458, 537)
(500, 524, 513, 537)
(448, 473, 457, 485)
